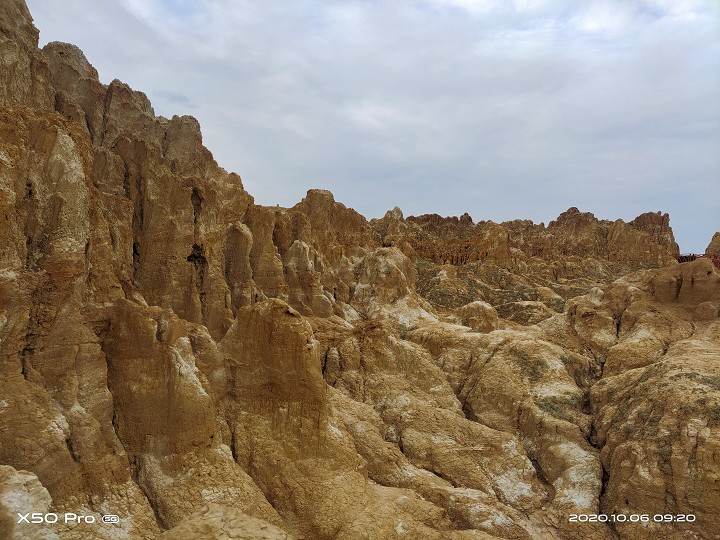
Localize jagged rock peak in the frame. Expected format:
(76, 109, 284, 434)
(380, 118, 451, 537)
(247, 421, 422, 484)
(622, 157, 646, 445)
(43, 41, 99, 81)
(299, 188, 335, 204)
(0, 0, 38, 47)
(707, 232, 720, 256)
(407, 212, 474, 226)
(383, 206, 404, 221)
(0, 0, 55, 109)
(547, 206, 598, 228)
(292, 188, 368, 230)
(630, 210, 679, 256)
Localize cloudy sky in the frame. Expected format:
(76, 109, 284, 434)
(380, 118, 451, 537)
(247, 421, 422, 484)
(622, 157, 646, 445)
(26, 0, 720, 252)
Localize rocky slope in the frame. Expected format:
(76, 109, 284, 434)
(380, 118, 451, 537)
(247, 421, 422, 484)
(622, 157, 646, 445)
(706, 233, 720, 257)
(1, 2, 719, 539)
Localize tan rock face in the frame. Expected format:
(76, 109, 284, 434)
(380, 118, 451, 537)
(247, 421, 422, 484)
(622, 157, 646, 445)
(0, 466, 57, 540)
(380, 204, 679, 318)
(1, 2, 718, 539)
(584, 260, 720, 540)
(454, 300, 499, 332)
(706, 232, 720, 256)
(160, 504, 292, 540)
(0, 0, 54, 110)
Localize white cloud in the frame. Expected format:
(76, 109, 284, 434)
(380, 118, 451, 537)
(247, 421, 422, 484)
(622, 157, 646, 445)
(425, 0, 500, 15)
(570, 2, 634, 37)
(640, 0, 713, 21)
(344, 102, 423, 131)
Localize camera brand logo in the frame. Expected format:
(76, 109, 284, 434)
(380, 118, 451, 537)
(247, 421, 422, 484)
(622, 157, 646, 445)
(16, 513, 120, 525)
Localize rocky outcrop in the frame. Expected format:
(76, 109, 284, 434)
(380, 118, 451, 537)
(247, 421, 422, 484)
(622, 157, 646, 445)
(399, 206, 679, 271)
(0, 0, 54, 110)
(629, 211, 679, 257)
(372, 205, 680, 315)
(0, 466, 57, 540)
(1, 1, 717, 539)
(454, 300, 499, 332)
(159, 504, 292, 540)
(583, 260, 720, 539)
(706, 232, 720, 256)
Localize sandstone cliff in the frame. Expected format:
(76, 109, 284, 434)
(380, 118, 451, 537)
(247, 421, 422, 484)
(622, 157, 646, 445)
(1, 2, 719, 539)
(706, 233, 720, 257)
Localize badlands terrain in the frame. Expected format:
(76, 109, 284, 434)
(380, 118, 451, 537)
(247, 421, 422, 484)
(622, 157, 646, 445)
(1, 1, 719, 539)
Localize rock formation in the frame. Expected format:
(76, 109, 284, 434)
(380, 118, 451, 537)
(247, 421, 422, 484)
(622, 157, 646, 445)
(706, 232, 720, 256)
(1, 1, 718, 539)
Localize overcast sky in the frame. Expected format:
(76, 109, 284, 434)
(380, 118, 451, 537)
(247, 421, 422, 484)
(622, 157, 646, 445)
(26, 0, 720, 252)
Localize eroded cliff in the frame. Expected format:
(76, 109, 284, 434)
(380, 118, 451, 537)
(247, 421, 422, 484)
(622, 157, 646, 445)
(1, 2, 719, 539)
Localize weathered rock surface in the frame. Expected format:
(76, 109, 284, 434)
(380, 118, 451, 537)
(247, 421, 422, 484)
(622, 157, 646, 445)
(1, 2, 718, 539)
(378, 206, 680, 317)
(0, 466, 58, 540)
(160, 504, 292, 540)
(706, 232, 720, 256)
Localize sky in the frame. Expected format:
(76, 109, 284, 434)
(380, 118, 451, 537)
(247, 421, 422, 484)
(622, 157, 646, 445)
(25, 0, 720, 252)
